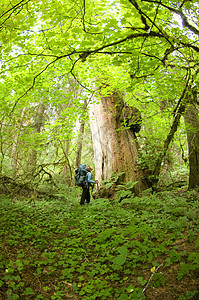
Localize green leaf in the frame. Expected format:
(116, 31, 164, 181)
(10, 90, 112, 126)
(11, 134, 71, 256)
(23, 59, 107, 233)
(105, 182, 114, 189)
(97, 228, 115, 242)
(137, 277, 147, 286)
(118, 246, 128, 256)
(118, 292, 129, 300)
(113, 255, 126, 265)
(23, 287, 34, 295)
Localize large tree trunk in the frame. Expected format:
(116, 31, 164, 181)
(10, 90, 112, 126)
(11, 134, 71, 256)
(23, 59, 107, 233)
(89, 90, 148, 195)
(184, 103, 199, 189)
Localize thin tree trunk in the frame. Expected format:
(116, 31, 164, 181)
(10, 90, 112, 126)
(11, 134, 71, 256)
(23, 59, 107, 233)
(75, 123, 85, 168)
(184, 103, 199, 189)
(10, 107, 26, 175)
(0, 122, 5, 175)
(75, 100, 87, 168)
(28, 101, 45, 176)
(152, 73, 191, 188)
(89, 90, 148, 195)
(152, 103, 186, 186)
(59, 140, 73, 186)
(64, 139, 70, 173)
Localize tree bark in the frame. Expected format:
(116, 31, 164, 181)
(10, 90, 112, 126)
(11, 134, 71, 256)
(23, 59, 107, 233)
(152, 86, 199, 190)
(59, 139, 73, 186)
(28, 101, 45, 177)
(89, 90, 148, 195)
(184, 103, 199, 189)
(0, 122, 5, 175)
(10, 107, 26, 176)
(152, 103, 186, 186)
(75, 100, 87, 168)
(75, 122, 85, 168)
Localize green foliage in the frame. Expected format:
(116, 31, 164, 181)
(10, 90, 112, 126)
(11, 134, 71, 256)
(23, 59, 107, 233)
(112, 246, 129, 266)
(178, 290, 198, 300)
(0, 0, 198, 194)
(0, 189, 198, 299)
(116, 181, 138, 202)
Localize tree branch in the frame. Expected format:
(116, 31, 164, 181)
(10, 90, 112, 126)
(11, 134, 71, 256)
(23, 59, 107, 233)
(128, 0, 174, 47)
(10, 56, 61, 114)
(173, 67, 191, 116)
(78, 31, 164, 59)
(81, 0, 102, 34)
(141, 0, 199, 36)
(0, 0, 31, 28)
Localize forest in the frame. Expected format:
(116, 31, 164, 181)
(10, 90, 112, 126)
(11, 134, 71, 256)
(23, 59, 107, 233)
(0, 0, 198, 299)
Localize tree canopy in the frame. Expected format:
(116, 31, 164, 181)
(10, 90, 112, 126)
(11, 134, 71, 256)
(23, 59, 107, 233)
(1, 0, 198, 102)
(0, 0, 198, 190)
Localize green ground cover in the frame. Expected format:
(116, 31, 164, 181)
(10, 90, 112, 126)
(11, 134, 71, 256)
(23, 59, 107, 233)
(0, 189, 198, 299)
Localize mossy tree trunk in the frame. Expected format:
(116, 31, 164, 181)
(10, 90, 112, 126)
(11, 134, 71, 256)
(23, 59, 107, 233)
(89, 90, 148, 195)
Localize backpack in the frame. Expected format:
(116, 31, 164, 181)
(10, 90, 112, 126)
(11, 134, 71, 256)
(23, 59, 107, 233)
(75, 164, 88, 186)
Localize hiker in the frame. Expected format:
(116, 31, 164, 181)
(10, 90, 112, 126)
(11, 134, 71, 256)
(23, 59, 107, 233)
(80, 166, 99, 205)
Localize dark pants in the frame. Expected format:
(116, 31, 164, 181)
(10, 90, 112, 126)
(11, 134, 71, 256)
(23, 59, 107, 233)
(80, 185, 90, 205)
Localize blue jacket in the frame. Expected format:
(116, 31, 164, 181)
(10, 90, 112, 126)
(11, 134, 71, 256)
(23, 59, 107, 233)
(85, 172, 95, 185)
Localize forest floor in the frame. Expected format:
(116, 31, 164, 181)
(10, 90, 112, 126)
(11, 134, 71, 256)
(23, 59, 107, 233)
(0, 188, 198, 300)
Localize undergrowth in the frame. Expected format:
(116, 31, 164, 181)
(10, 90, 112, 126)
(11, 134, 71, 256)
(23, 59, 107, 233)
(0, 188, 198, 300)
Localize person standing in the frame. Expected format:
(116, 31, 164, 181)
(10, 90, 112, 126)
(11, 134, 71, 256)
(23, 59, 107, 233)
(80, 166, 98, 205)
